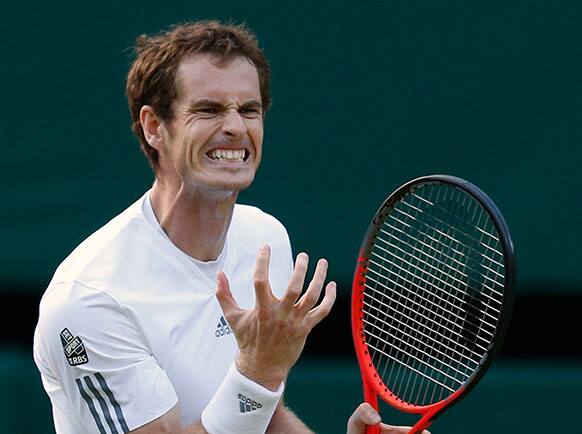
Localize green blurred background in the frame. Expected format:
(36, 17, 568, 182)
(1, 1, 581, 433)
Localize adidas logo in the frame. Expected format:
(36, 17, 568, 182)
(214, 316, 231, 338)
(238, 393, 263, 413)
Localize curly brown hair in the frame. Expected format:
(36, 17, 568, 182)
(126, 20, 271, 170)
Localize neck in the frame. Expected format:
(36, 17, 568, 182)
(150, 178, 238, 261)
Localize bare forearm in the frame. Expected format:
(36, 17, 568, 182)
(267, 405, 314, 434)
(128, 405, 208, 434)
(130, 403, 308, 433)
(182, 420, 208, 434)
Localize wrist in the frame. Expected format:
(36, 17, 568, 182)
(235, 356, 288, 391)
(201, 361, 285, 434)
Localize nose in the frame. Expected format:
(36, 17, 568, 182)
(221, 108, 247, 139)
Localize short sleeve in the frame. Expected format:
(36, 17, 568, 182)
(33, 282, 178, 433)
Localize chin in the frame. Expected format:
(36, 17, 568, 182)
(217, 177, 255, 192)
(192, 173, 256, 196)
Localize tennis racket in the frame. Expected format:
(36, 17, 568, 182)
(351, 175, 515, 434)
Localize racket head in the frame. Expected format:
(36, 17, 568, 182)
(352, 174, 515, 422)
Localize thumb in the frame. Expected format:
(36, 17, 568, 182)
(347, 403, 381, 434)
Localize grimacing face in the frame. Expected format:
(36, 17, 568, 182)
(159, 53, 264, 193)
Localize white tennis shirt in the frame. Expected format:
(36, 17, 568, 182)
(33, 192, 293, 433)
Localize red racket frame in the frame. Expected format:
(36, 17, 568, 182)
(351, 175, 515, 434)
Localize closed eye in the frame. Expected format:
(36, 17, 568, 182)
(197, 107, 220, 114)
(239, 106, 262, 118)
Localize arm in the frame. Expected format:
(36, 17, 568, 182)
(128, 405, 206, 434)
(212, 245, 336, 431)
(128, 399, 313, 434)
(266, 400, 314, 434)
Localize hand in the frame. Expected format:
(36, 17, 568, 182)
(347, 403, 431, 434)
(215, 245, 337, 390)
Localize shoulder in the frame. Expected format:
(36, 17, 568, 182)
(35, 280, 133, 347)
(231, 204, 291, 253)
(37, 281, 121, 331)
(34, 280, 149, 375)
(232, 204, 289, 240)
(34, 281, 124, 370)
(49, 193, 162, 292)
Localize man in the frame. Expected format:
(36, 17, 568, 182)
(34, 20, 426, 433)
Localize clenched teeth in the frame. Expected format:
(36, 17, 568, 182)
(207, 149, 246, 162)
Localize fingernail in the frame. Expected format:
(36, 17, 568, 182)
(261, 244, 270, 252)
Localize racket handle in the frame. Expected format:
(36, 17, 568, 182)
(365, 425, 380, 434)
(363, 379, 380, 434)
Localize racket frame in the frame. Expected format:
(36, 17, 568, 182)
(351, 174, 515, 432)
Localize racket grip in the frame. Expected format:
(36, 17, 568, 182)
(363, 379, 380, 434)
(365, 425, 380, 434)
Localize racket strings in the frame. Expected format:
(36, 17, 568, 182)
(368, 248, 499, 330)
(410, 192, 502, 258)
(364, 271, 492, 351)
(389, 208, 503, 292)
(363, 303, 475, 379)
(378, 224, 503, 308)
(363, 287, 483, 365)
(393, 204, 505, 281)
(382, 216, 503, 303)
(362, 184, 505, 406)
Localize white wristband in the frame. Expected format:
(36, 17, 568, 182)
(201, 362, 285, 434)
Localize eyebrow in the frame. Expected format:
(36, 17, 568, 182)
(187, 98, 262, 110)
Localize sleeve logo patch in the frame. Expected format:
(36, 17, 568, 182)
(60, 328, 89, 366)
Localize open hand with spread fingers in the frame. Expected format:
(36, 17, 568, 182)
(215, 245, 337, 390)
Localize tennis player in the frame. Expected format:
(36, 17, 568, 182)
(33, 20, 424, 434)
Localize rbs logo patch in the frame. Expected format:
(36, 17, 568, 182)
(60, 328, 89, 366)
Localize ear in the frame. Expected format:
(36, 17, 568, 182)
(140, 105, 165, 151)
